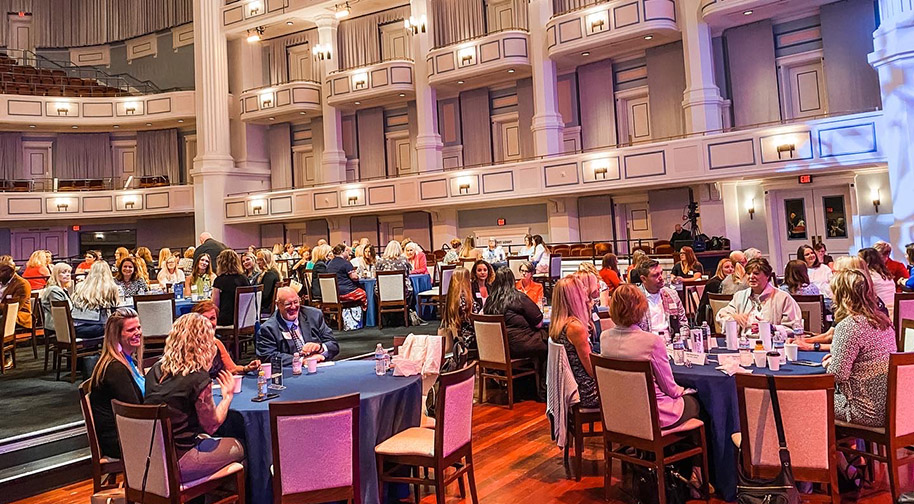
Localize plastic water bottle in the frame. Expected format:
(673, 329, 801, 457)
(701, 321, 711, 339)
(292, 352, 302, 375)
(774, 339, 786, 365)
(793, 319, 805, 338)
(256, 370, 266, 399)
(739, 336, 752, 366)
(203, 277, 212, 299)
(672, 336, 685, 365)
(374, 344, 388, 376)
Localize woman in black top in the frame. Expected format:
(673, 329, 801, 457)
(88, 308, 145, 458)
(697, 258, 733, 324)
(670, 246, 704, 279)
(470, 260, 494, 312)
(144, 313, 244, 482)
(212, 250, 250, 327)
(255, 249, 282, 313)
(309, 244, 332, 301)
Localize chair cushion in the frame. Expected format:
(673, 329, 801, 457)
(835, 419, 885, 435)
(375, 427, 435, 457)
(661, 418, 704, 436)
(90, 488, 125, 504)
(180, 462, 244, 491)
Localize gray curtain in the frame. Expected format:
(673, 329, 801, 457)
(432, 0, 486, 47)
(137, 128, 179, 183)
(266, 29, 320, 85)
(0, 0, 192, 48)
(578, 59, 616, 149)
(552, 0, 597, 15)
(337, 5, 411, 70)
(459, 88, 492, 166)
(0, 133, 22, 180)
(646, 41, 685, 139)
(820, 0, 881, 114)
(55, 133, 112, 179)
(725, 20, 780, 127)
(356, 108, 386, 179)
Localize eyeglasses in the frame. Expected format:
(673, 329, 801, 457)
(519, 269, 530, 273)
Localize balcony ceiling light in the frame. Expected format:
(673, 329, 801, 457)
(113, 125, 119, 128)
(300, 111, 306, 115)
(269, 117, 275, 120)
(177, 119, 184, 123)
(743, 9, 753, 15)
(457, 80, 465, 84)
(145, 122, 152, 126)
(398, 93, 405, 97)
(246, 26, 265, 43)
(581, 51, 590, 56)
(354, 101, 361, 105)
(71, 125, 78, 129)
(29, 124, 35, 128)
(286, 20, 294, 26)
(507, 68, 515, 73)
(644, 34, 653, 40)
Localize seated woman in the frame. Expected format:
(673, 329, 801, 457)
(439, 268, 477, 353)
(822, 269, 896, 426)
(600, 284, 698, 428)
(531, 235, 550, 274)
(40, 263, 73, 337)
(515, 261, 544, 305)
(442, 238, 464, 264)
(483, 268, 548, 399)
(191, 300, 260, 376)
(156, 254, 186, 288)
(578, 262, 610, 308)
(376, 241, 413, 297)
(22, 249, 51, 290)
(144, 313, 245, 482)
(626, 249, 647, 285)
(458, 236, 483, 262)
(670, 246, 703, 280)
(71, 261, 121, 340)
(599, 253, 622, 296)
(255, 249, 283, 310)
(309, 244, 332, 301)
(799, 244, 834, 300)
(405, 242, 428, 275)
(356, 244, 376, 279)
(326, 244, 368, 311)
(75, 250, 99, 275)
(178, 247, 195, 275)
(859, 247, 896, 321)
(549, 276, 598, 408)
(114, 247, 130, 265)
(184, 253, 216, 298)
(212, 250, 251, 327)
(115, 256, 148, 299)
(716, 258, 802, 333)
(241, 251, 261, 285)
(482, 238, 507, 270)
(88, 308, 145, 458)
(471, 260, 494, 310)
(696, 258, 733, 325)
(518, 234, 535, 260)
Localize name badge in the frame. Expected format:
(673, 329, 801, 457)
(685, 352, 708, 366)
(281, 332, 292, 340)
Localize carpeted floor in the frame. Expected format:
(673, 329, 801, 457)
(0, 319, 440, 440)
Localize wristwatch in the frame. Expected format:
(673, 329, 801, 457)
(813, 343, 821, 352)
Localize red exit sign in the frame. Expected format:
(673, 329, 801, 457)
(798, 174, 813, 184)
(496, 218, 506, 226)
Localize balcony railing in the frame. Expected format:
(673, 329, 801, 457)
(427, 29, 531, 89)
(0, 184, 194, 220)
(325, 59, 416, 110)
(239, 80, 322, 124)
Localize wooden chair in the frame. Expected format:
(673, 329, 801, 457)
(506, 256, 527, 280)
(134, 293, 175, 358)
(547, 339, 600, 482)
(681, 279, 708, 321)
(217, 285, 262, 360)
(653, 240, 674, 255)
(78, 381, 125, 494)
(418, 265, 455, 317)
(898, 319, 914, 353)
(1, 302, 18, 374)
(707, 293, 733, 333)
(894, 293, 914, 347)
(534, 254, 563, 294)
(460, 259, 476, 272)
(377, 270, 408, 329)
(835, 352, 914, 500)
(471, 313, 540, 409)
(791, 294, 826, 334)
(594, 242, 613, 256)
(318, 273, 360, 330)
(269, 394, 360, 504)
(734, 374, 839, 504)
(112, 400, 246, 504)
(590, 355, 710, 504)
(50, 300, 103, 383)
(15, 291, 41, 359)
(376, 363, 479, 504)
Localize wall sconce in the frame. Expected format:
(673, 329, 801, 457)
(247, 0, 262, 16)
(586, 12, 608, 33)
(246, 26, 264, 43)
(251, 199, 266, 215)
(776, 143, 796, 159)
(124, 101, 138, 115)
(55, 198, 70, 212)
(56, 102, 70, 116)
(348, 195, 359, 205)
(259, 91, 273, 108)
(124, 197, 137, 209)
(746, 197, 755, 220)
(352, 73, 368, 90)
(334, 2, 350, 19)
(312, 44, 332, 61)
(871, 188, 881, 213)
(458, 47, 475, 67)
(404, 14, 427, 34)
(458, 183, 470, 194)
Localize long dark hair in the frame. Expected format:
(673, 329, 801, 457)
(782, 260, 811, 294)
(796, 245, 820, 268)
(859, 247, 891, 280)
(482, 268, 524, 315)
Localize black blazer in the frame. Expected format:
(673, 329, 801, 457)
(90, 360, 143, 458)
(256, 307, 339, 365)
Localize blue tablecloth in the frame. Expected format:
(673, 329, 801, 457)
(226, 361, 421, 504)
(409, 274, 433, 319)
(671, 348, 828, 501)
(359, 278, 378, 327)
(175, 298, 194, 317)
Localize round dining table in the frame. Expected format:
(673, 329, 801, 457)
(224, 360, 422, 504)
(671, 347, 828, 501)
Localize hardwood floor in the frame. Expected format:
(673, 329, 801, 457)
(11, 400, 898, 504)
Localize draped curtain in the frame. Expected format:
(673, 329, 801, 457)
(0, 133, 22, 180)
(432, 0, 486, 48)
(0, 0, 192, 48)
(55, 133, 112, 179)
(337, 5, 410, 70)
(551, 0, 598, 16)
(137, 128, 179, 183)
(266, 29, 320, 85)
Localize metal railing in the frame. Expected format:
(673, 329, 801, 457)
(0, 176, 173, 193)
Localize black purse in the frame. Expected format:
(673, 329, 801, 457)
(736, 375, 801, 504)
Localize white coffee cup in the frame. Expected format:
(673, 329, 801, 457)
(261, 362, 272, 379)
(785, 343, 799, 362)
(305, 357, 319, 374)
(233, 374, 243, 394)
(767, 353, 781, 371)
(753, 349, 767, 368)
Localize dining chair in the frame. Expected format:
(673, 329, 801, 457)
(377, 270, 408, 329)
(318, 273, 360, 330)
(269, 394, 360, 504)
(15, 291, 41, 359)
(734, 374, 839, 504)
(461, 259, 475, 272)
(418, 265, 455, 317)
(134, 293, 175, 358)
(547, 339, 600, 481)
(112, 400, 246, 504)
(899, 319, 914, 353)
(376, 363, 479, 504)
(590, 355, 710, 504)
(78, 380, 125, 494)
(894, 293, 914, 347)
(471, 313, 539, 409)
(50, 300, 103, 382)
(707, 293, 733, 333)
(1, 302, 19, 374)
(835, 352, 914, 500)
(790, 294, 826, 334)
(216, 285, 262, 360)
(506, 256, 527, 280)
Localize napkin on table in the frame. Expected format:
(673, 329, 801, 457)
(716, 361, 753, 376)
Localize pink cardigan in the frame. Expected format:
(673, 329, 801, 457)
(410, 253, 428, 275)
(599, 325, 685, 427)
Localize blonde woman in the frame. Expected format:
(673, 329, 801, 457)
(212, 250, 249, 327)
(144, 313, 245, 481)
(578, 262, 609, 307)
(40, 263, 73, 335)
(178, 247, 195, 274)
(241, 251, 261, 284)
(309, 244, 333, 300)
(157, 248, 172, 267)
(255, 249, 283, 310)
(550, 276, 598, 408)
(458, 236, 482, 261)
(114, 247, 129, 265)
(185, 253, 216, 297)
(133, 256, 150, 284)
(350, 244, 366, 270)
(625, 249, 647, 284)
(376, 240, 413, 295)
(22, 249, 51, 290)
(157, 254, 186, 286)
(72, 261, 121, 339)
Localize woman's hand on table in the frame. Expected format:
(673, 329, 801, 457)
(790, 337, 814, 351)
(730, 313, 750, 329)
(683, 388, 698, 395)
(243, 359, 261, 373)
(821, 354, 832, 367)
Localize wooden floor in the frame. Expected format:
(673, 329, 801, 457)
(12, 399, 898, 504)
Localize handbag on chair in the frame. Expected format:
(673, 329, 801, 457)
(735, 375, 801, 504)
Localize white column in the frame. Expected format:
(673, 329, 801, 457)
(869, 6, 914, 253)
(228, 38, 270, 174)
(678, 0, 723, 133)
(528, 0, 564, 156)
(191, 0, 234, 241)
(316, 15, 347, 184)
(409, 0, 443, 172)
(547, 198, 580, 242)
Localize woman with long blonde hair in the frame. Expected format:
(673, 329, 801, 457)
(550, 276, 598, 408)
(144, 313, 245, 481)
(309, 244, 333, 300)
(72, 261, 120, 339)
(40, 262, 73, 335)
(22, 249, 51, 289)
(440, 268, 476, 349)
(157, 248, 172, 267)
(458, 236, 482, 261)
(88, 308, 144, 458)
(135, 247, 155, 270)
(626, 249, 647, 284)
(255, 248, 283, 310)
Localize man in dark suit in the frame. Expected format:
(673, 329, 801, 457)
(194, 232, 228, 264)
(256, 287, 339, 366)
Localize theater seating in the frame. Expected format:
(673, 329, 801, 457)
(0, 55, 127, 98)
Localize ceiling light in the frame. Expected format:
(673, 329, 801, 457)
(581, 51, 590, 56)
(299, 111, 306, 115)
(71, 125, 78, 129)
(113, 125, 119, 128)
(28, 124, 35, 128)
(644, 34, 653, 40)
(354, 101, 361, 105)
(507, 68, 515, 73)
(335, 2, 350, 18)
(398, 93, 405, 97)
(246, 26, 265, 43)
(145, 122, 152, 126)
(177, 119, 184, 123)
(286, 20, 294, 26)
(269, 117, 275, 120)
(743, 9, 753, 15)
(457, 80, 464, 84)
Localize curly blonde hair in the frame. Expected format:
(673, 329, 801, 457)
(159, 313, 216, 378)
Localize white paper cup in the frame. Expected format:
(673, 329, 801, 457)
(740, 351, 754, 367)
(261, 363, 272, 379)
(767, 354, 781, 371)
(305, 357, 318, 374)
(233, 374, 243, 394)
(785, 343, 799, 362)
(753, 350, 767, 368)
(725, 320, 739, 350)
